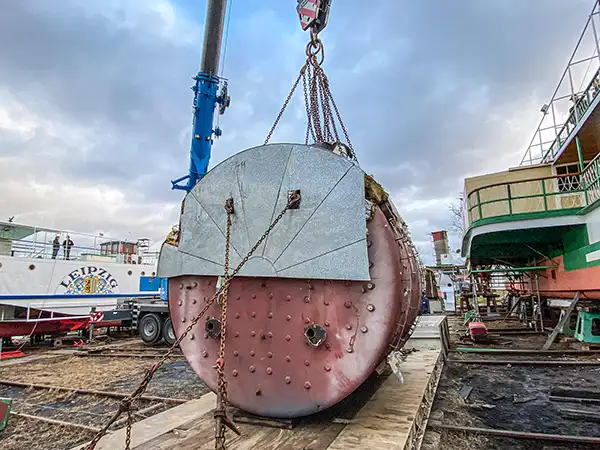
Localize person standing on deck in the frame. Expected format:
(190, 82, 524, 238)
(63, 235, 74, 260)
(51, 235, 60, 259)
(420, 291, 431, 315)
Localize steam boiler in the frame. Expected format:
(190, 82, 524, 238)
(157, 142, 422, 419)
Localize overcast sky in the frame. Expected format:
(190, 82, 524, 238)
(0, 0, 594, 264)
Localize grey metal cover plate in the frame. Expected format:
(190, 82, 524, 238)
(158, 143, 370, 281)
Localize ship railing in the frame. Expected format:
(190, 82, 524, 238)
(520, 1, 600, 166)
(582, 152, 600, 204)
(3, 232, 160, 265)
(466, 172, 588, 227)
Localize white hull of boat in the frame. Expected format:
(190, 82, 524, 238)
(0, 255, 157, 316)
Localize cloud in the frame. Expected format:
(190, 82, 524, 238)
(0, 0, 595, 264)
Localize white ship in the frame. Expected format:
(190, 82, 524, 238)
(0, 220, 160, 339)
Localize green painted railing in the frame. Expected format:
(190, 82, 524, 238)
(466, 160, 600, 227)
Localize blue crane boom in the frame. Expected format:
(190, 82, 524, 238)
(171, 0, 230, 192)
(171, 0, 332, 193)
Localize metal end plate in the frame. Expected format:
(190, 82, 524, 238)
(157, 143, 370, 281)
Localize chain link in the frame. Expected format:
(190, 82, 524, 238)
(265, 32, 356, 162)
(84, 197, 295, 450)
(214, 199, 233, 450)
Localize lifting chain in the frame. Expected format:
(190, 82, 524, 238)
(214, 198, 235, 450)
(264, 29, 357, 162)
(84, 193, 300, 450)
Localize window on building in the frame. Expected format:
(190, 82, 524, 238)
(556, 163, 581, 193)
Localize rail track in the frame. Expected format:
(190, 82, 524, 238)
(0, 344, 208, 450)
(426, 316, 600, 450)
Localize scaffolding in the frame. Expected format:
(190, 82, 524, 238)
(520, 0, 600, 166)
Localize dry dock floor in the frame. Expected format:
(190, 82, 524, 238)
(426, 315, 600, 450)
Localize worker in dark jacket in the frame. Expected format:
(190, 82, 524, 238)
(63, 236, 74, 260)
(51, 235, 60, 259)
(420, 291, 431, 315)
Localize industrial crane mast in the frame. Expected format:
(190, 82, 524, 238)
(170, 0, 332, 192)
(171, 0, 230, 192)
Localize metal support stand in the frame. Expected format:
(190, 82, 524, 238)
(534, 274, 545, 332)
(542, 292, 581, 350)
(89, 307, 96, 342)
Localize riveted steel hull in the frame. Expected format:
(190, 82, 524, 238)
(159, 143, 421, 418)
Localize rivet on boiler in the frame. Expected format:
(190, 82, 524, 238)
(233, 350, 239, 356)
(235, 332, 239, 337)
(235, 313, 240, 318)
(232, 370, 238, 377)
(202, 350, 208, 357)
(367, 304, 375, 312)
(268, 293, 274, 299)
(286, 355, 291, 362)
(178, 300, 183, 306)
(304, 296, 310, 303)
(249, 365, 255, 373)
(267, 351, 273, 358)
(286, 315, 292, 321)
(304, 360, 310, 367)
(268, 332, 273, 338)
(325, 364, 331, 372)
(251, 331, 256, 337)
(286, 295, 291, 301)
(324, 300, 330, 306)
(268, 312, 273, 318)
(190, 333, 195, 341)
(252, 294, 257, 299)
(250, 350, 256, 356)
(325, 321, 330, 327)
(304, 381, 311, 389)
(344, 301, 352, 309)
(266, 367, 273, 375)
(305, 318, 310, 324)
(361, 326, 368, 333)
(285, 376, 291, 384)
(346, 324, 352, 330)
(181, 317, 186, 323)
(192, 299, 197, 305)
(286, 335, 291, 341)
(346, 347, 354, 353)
(251, 311, 256, 318)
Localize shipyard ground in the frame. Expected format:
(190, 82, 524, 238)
(425, 316, 600, 450)
(0, 319, 446, 450)
(0, 338, 209, 450)
(2, 316, 599, 449)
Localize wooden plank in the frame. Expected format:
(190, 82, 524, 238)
(542, 291, 581, 350)
(327, 350, 440, 450)
(71, 393, 216, 450)
(120, 350, 442, 450)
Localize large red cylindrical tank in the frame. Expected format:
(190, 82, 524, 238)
(158, 143, 421, 419)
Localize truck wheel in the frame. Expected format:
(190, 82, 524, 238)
(139, 313, 163, 345)
(162, 317, 177, 347)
